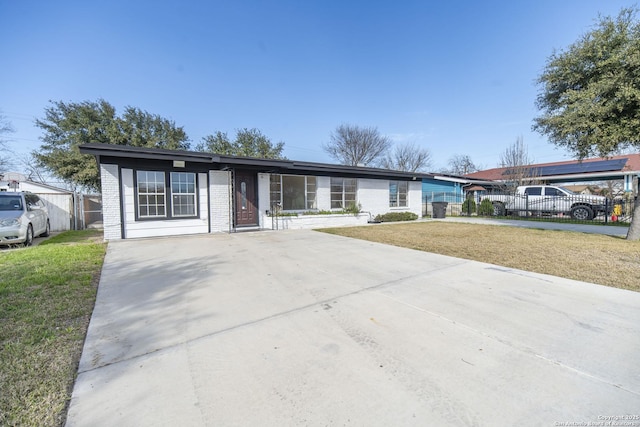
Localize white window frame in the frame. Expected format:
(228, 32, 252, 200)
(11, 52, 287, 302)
(137, 171, 167, 218)
(330, 177, 357, 209)
(389, 180, 408, 208)
(136, 170, 198, 219)
(170, 172, 197, 217)
(270, 174, 317, 211)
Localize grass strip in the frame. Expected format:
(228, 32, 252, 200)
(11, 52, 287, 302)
(0, 230, 106, 426)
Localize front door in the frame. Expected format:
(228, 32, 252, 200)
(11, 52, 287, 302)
(235, 170, 258, 227)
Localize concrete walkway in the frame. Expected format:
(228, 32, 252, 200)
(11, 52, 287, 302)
(66, 230, 640, 426)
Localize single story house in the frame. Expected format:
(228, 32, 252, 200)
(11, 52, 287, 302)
(80, 143, 431, 240)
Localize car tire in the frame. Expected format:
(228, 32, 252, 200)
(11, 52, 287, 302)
(492, 202, 506, 216)
(24, 224, 34, 247)
(40, 220, 50, 237)
(570, 205, 594, 221)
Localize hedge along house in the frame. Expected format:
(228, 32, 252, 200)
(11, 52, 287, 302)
(79, 143, 427, 240)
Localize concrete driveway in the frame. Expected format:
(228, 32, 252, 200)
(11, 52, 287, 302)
(66, 230, 640, 426)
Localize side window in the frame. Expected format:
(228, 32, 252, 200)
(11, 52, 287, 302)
(524, 187, 542, 196)
(25, 195, 36, 209)
(545, 187, 561, 196)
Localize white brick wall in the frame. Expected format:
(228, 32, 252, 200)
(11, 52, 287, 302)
(210, 170, 231, 232)
(100, 164, 122, 240)
(316, 176, 331, 209)
(357, 178, 422, 219)
(102, 168, 424, 239)
(408, 181, 423, 217)
(258, 173, 271, 229)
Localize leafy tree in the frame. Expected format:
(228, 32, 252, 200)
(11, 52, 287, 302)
(446, 154, 479, 175)
(196, 128, 285, 159)
(381, 142, 432, 172)
(34, 99, 189, 191)
(533, 7, 640, 240)
(323, 124, 392, 166)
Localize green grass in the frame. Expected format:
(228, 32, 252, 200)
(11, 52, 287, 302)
(0, 230, 106, 427)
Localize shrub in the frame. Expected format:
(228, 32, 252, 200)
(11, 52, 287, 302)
(344, 202, 362, 214)
(478, 198, 494, 216)
(374, 212, 418, 222)
(462, 198, 476, 215)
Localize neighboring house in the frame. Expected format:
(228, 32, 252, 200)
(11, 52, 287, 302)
(563, 185, 600, 195)
(0, 175, 76, 231)
(465, 154, 640, 194)
(79, 143, 428, 240)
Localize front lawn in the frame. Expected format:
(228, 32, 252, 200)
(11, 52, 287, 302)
(0, 230, 106, 426)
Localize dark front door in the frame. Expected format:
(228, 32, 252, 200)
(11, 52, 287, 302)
(235, 170, 258, 227)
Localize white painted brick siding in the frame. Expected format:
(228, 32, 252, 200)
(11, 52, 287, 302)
(357, 178, 422, 219)
(100, 164, 122, 240)
(258, 173, 271, 229)
(210, 170, 231, 232)
(316, 176, 331, 210)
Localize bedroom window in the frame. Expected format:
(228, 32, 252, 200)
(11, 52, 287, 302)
(136, 171, 197, 219)
(137, 171, 167, 218)
(270, 175, 317, 210)
(171, 172, 196, 217)
(330, 177, 357, 209)
(389, 181, 408, 207)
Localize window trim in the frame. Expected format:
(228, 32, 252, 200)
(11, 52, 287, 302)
(170, 172, 197, 218)
(330, 177, 357, 209)
(389, 180, 409, 208)
(134, 170, 199, 221)
(269, 174, 317, 211)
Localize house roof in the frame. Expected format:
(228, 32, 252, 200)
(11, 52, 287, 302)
(79, 143, 436, 181)
(465, 153, 640, 182)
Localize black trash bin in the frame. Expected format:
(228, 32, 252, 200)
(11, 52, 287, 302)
(432, 202, 448, 218)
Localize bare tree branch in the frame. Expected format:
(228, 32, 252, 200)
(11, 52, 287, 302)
(323, 124, 392, 166)
(499, 136, 537, 192)
(446, 154, 480, 175)
(381, 142, 432, 172)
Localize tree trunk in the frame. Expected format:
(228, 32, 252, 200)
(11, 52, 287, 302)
(626, 195, 640, 240)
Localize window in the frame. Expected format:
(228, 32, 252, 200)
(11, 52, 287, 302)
(331, 177, 357, 209)
(137, 171, 166, 218)
(544, 187, 562, 197)
(270, 174, 317, 210)
(389, 181, 408, 207)
(136, 171, 197, 219)
(524, 187, 542, 196)
(171, 172, 196, 217)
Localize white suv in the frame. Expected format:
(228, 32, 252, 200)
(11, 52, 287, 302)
(0, 192, 50, 247)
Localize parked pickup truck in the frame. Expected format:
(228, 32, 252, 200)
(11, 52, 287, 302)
(483, 185, 611, 220)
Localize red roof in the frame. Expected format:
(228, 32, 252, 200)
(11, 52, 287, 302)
(465, 153, 640, 181)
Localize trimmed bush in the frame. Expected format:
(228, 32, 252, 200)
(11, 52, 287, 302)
(462, 198, 476, 215)
(478, 198, 494, 216)
(374, 211, 419, 222)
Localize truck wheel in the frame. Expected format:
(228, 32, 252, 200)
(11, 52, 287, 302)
(570, 205, 594, 221)
(492, 202, 506, 216)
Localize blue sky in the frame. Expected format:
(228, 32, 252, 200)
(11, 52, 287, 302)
(0, 0, 636, 172)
